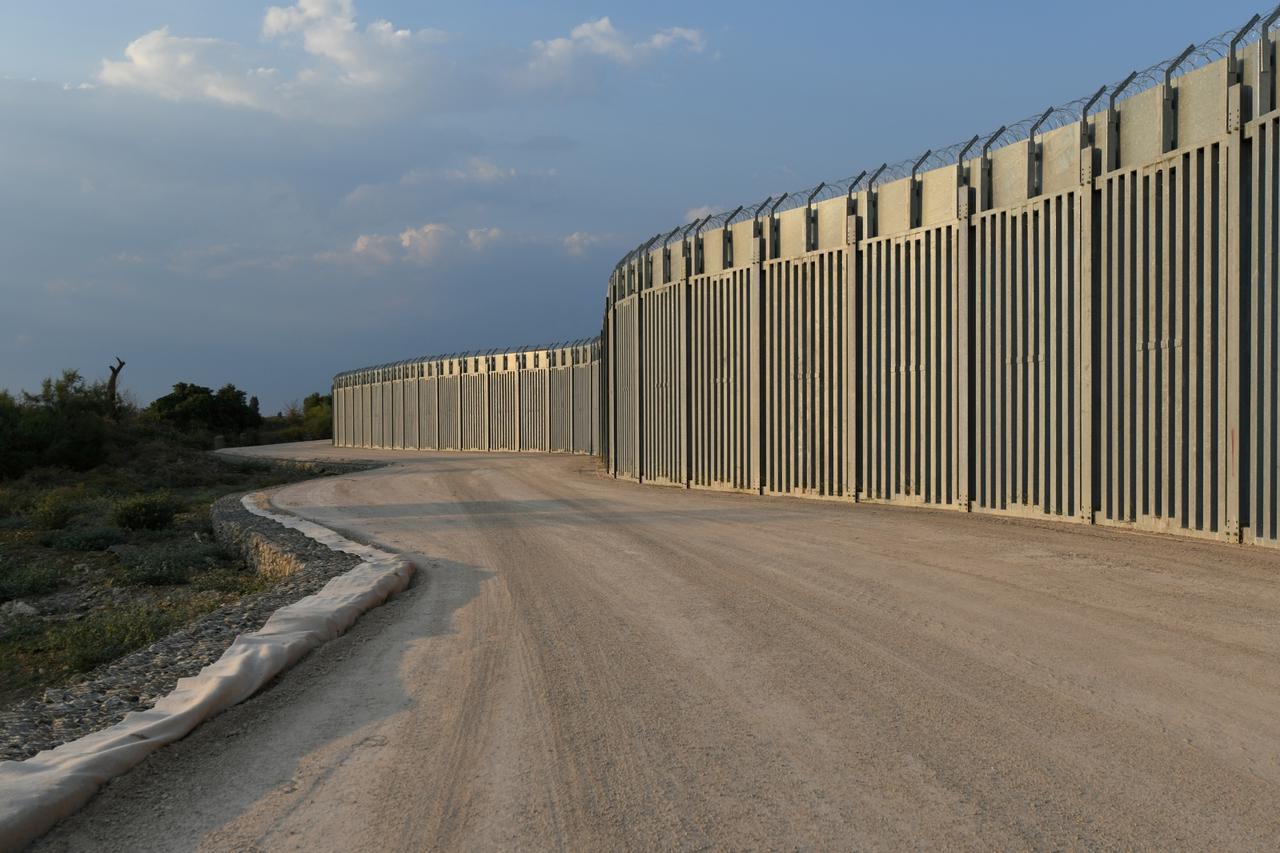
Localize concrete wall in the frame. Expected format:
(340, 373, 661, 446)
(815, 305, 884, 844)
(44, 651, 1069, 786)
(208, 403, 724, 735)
(602, 31, 1280, 547)
(333, 341, 600, 457)
(335, 20, 1280, 548)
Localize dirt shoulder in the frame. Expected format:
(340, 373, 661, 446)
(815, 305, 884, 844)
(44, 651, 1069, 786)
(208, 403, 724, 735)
(33, 446, 1280, 851)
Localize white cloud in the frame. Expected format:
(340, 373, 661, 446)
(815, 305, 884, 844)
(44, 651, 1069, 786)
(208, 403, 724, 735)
(525, 17, 704, 85)
(351, 232, 398, 264)
(318, 221, 507, 266)
(398, 223, 454, 263)
(93, 7, 701, 117)
(98, 27, 271, 109)
(646, 27, 704, 53)
(315, 231, 400, 267)
(466, 227, 503, 250)
(97, 2, 447, 115)
(262, 0, 446, 86)
(563, 231, 606, 257)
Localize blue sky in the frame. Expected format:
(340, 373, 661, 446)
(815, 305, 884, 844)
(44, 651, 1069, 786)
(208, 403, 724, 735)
(0, 0, 1254, 412)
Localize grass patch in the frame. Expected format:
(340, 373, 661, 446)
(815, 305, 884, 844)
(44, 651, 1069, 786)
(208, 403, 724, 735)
(115, 541, 225, 587)
(26, 487, 83, 530)
(112, 492, 177, 531)
(39, 526, 127, 552)
(192, 567, 273, 596)
(0, 443, 330, 704)
(47, 604, 188, 672)
(0, 561, 61, 602)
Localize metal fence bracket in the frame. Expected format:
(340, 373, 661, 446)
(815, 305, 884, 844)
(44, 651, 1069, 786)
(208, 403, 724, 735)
(909, 152, 930, 229)
(1107, 71, 1137, 171)
(805, 182, 826, 251)
(1026, 108, 1052, 197)
(1160, 44, 1196, 152)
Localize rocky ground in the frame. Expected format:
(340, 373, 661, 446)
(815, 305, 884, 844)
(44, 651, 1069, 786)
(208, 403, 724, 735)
(0, 466, 373, 762)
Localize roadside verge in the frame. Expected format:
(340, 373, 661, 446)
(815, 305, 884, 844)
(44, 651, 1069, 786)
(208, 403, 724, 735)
(0, 490, 414, 851)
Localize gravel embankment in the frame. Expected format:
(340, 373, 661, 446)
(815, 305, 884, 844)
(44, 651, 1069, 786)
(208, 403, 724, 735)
(0, 490, 367, 762)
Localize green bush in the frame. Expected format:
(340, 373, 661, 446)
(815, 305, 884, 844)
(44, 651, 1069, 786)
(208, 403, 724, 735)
(0, 562, 60, 602)
(40, 526, 127, 551)
(112, 493, 177, 531)
(116, 541, 224, 586)
(0, 373, 112, 478)
(26, 488, 83, 530)
(193, 567, 270, 595)
(49, 606, 172, 671)
(0, 490, 26, 528)
(146, 382, 261, 436)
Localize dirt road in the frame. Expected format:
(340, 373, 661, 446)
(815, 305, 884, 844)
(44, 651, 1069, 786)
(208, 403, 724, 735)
(33, 443, 1280, 850)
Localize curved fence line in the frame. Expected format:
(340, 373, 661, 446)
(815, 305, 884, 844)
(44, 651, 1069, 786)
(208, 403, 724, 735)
(333, 340, 600, 455)
(612, 8, 1275, 259)
(336, 8, 1280, 549)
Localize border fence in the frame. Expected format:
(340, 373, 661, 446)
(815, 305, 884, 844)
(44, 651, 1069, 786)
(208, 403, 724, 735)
(332, 340, 600, 456)
(336, 9, 1280, 548)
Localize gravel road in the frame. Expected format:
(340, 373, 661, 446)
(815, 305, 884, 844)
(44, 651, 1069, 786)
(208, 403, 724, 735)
(33, 442, 1280, 850)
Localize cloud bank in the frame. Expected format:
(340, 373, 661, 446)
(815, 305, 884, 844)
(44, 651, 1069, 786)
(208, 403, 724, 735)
(95, 5, 703, 119)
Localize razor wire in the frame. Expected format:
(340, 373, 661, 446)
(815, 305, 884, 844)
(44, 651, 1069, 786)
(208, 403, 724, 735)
(614, 5, 1280, 271)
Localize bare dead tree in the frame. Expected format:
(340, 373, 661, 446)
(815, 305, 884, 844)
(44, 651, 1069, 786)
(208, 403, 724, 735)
(107, 357, 126, 411)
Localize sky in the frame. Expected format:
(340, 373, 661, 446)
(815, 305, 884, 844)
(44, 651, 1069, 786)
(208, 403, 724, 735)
(0, 0, 1257, 413)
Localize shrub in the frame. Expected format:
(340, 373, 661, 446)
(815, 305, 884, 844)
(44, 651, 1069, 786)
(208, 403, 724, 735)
(0, 562, 60, 602)
(112, 493, 177, 531)
(26, 488, 83, 530)
(0, 490, 26, 528)
(0, 373, 112, 478)
(146, 382, 261, 437)
(116, 541, 224, 586)
(49, 606, 173, 672)
(40, 526, 127, 552)
(193, 567, 270, 595)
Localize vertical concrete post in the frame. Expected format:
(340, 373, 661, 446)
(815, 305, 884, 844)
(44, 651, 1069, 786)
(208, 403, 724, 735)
(1223, 40, 1249, 541)
(1077, 87, 1105, 525)
(609, 289, 618, 475)
(681, 274, 692, 486)
(749, 262, 763, 494)
(483, 356, 491, 451)
(634, 261, 644, 482)
(955, 163, 972, 511)
(844, 188, 860, 499)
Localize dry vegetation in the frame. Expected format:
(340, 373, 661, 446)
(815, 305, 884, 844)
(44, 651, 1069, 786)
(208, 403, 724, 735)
(0, 371, 330, 705)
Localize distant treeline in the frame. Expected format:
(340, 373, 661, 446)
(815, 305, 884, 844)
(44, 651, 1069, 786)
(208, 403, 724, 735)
(0, 370, 331, 480)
